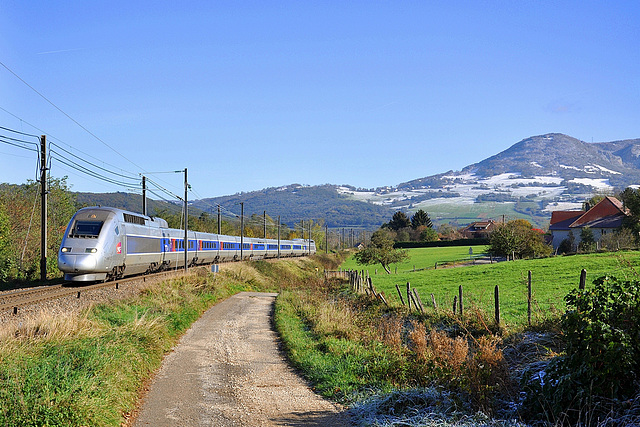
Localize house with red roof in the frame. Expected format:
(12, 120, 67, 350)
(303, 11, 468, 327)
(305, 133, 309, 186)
(549, 196, 629, 251)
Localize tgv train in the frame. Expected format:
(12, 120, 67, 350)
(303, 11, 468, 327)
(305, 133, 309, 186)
(58, 206, 316, 282)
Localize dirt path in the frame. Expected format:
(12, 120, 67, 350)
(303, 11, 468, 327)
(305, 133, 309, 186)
(134, 292, 350, 426)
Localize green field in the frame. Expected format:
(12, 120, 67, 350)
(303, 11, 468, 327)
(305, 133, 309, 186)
(340, 246, 640, 328)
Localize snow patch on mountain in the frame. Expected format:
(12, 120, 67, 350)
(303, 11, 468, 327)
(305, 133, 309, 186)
(569, 178, 613, 189)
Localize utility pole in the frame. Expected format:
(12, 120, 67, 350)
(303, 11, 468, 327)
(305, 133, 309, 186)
(325, 224, 328, 254)
(40, 135, 47, 282)
(217, 205, 221, 235)
(240, 202, 244, 260)
(263, 210, 267, 238)
(308, 221, 311, 255)
(184, 168, 188, 273)
(277, 216, 281, 259)
(142, 175, 147, 216)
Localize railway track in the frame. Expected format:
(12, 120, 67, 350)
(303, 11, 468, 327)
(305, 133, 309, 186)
(0, 269, 187, 314)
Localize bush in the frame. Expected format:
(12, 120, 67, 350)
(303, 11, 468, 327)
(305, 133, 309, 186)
(523, 275, 640, 422)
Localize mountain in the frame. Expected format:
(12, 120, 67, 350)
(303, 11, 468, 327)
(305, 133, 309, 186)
(342, 133, 640, 228)
(76, 133, 640, 230)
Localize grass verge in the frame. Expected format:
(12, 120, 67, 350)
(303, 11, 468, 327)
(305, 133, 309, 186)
(0, 259, 320, 426)
(274, 275, 511, 413)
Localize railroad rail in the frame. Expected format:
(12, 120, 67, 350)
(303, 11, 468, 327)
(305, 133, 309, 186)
(0, 269, 187, 314)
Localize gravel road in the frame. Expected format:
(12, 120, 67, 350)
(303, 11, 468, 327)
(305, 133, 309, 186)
(134, 292, 351, 426)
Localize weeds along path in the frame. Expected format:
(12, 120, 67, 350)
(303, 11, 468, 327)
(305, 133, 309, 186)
(134, 291, 349, 426)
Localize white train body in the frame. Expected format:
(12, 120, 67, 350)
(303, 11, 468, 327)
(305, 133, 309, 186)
(58, 207, 316, 282)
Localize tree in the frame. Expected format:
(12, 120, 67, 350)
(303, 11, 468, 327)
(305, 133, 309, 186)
(578, 227, 596, 252)
(411, 209, 433, 229)
(386, 211, 410, 231)
(418, 226, 439, 242)
(0, 205, 11, 281)
(620, 187, 640, 241)
(437, 223, 463, 241)
(353, 229, 409, 274)
(488, 219, 551, 259)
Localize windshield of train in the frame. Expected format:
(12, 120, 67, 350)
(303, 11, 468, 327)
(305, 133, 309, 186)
(71, 221, 104, 238)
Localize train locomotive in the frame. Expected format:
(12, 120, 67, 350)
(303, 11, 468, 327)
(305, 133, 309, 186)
(58, 206, 316, 282)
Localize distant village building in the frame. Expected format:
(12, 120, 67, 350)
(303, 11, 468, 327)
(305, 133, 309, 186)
(460, 220, 497, 239)
(549, 196, 629, 251)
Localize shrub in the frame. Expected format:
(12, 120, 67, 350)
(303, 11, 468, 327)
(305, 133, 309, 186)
(523, 275, 640, 422)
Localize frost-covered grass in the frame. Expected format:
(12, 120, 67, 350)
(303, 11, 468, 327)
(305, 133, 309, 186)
(349, 388, 528, 427)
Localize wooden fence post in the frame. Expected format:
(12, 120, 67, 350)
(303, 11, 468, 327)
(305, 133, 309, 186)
(409, 291, 420, 313)
(528, 270, 532, 326)
(406, 282, 412, 311)
(413, 288, 425, 314)
(431, 293, 438, 311)
(458, 285, 463, 317)
(368, 277, 375, 297)
(378, 292, 388, 306)
(396, 284, 405, 306)
(579, 269, 587, 290)
(494, 285, 500, 326)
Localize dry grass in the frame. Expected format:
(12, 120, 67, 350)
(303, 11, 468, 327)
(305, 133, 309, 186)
(312, 297, 358, 340)
(427, 329, 469, 375)
(0, 307, 97, 344)
(467, 335, 509, 413)
(378, 314, 404, 352)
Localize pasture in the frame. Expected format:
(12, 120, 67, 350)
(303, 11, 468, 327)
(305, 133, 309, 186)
(340, 246, 640, 328)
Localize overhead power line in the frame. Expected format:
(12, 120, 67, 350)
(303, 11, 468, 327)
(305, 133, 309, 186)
(145, 177, 182, 201)
(0, 125, 39, 138)
(50, 152, 140, 189)
(50, 142, 139, 181)
(0, 135, 39, 152)
(0, 60, 145, 171)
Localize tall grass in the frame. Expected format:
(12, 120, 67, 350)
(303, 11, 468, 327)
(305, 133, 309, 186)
(274, 277, 514, 414)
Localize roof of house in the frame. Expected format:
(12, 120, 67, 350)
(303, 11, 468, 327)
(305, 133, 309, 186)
(550, 210, 585, 225)
(549, 210, 585, 230)
(549, 197, 629, 231)
(570, 196, 627, 227)
(462, 220, 496, 232)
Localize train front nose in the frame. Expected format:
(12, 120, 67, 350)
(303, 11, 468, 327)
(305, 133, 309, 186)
(58, 253, 97, 273)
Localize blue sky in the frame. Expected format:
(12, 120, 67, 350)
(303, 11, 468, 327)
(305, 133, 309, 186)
(1, 1, 639, 200)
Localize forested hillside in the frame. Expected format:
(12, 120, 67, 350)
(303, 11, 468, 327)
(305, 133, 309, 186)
(194, 184, 391, 229)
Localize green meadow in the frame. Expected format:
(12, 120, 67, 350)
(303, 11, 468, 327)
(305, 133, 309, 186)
(341, 246, 640, 328)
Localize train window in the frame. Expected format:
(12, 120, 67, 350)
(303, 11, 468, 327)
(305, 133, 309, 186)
(71, 221, 103, 238)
